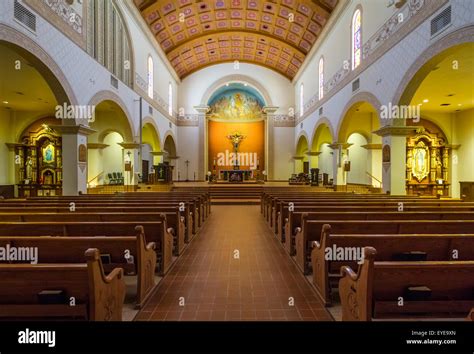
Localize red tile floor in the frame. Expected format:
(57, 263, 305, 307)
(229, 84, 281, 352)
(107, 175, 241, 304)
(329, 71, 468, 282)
(135, 205, 333, 321)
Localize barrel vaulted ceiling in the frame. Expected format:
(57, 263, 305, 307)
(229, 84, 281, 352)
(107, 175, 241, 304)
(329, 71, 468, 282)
(134, 0, 338, 79)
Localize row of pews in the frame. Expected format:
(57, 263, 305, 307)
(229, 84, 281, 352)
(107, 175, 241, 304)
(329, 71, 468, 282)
(261, 189, 474, 321)
(0, 191, 210, 321)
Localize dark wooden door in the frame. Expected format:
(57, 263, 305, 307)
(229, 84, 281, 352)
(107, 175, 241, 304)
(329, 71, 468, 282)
(142, 160, 149, 183)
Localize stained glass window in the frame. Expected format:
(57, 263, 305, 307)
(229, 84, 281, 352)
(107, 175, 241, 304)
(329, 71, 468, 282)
(319, 57, 324, 100)
(352, 9, 362, 70)
(147, 56, 154, 99)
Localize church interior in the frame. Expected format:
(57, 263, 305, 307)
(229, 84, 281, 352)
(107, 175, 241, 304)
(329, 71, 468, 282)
(0, 0, 473, 350)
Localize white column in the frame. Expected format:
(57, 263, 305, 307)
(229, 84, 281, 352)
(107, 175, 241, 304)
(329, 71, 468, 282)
(51, 125, 96, 196)
(374, 126, 415, 195)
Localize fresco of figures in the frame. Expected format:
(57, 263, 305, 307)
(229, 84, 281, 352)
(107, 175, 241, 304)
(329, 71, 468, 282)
(208, 90, 264, 121)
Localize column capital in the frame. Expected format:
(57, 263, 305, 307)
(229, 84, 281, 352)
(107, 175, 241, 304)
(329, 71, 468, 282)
(150, 151, 166, 156)
(329, 142, 352, 150)
(361, 143, 382, 150)
(87, 143, 109, 150)
(49, 124, 96, 136)
(373, 125, 415, 137)
(194, 105, 210, 114)
(292, 156, 305, 160)
(118, 142, 140, 149)
(263, 106, 279, 114)
(306, 151, 322, 156)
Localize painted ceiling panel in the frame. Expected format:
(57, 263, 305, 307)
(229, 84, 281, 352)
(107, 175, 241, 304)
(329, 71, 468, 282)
(134, 0, 338, 79)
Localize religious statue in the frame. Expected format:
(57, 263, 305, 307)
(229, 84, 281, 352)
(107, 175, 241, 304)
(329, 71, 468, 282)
(226, 132, 246, 170)
(25, 156, 33, 181)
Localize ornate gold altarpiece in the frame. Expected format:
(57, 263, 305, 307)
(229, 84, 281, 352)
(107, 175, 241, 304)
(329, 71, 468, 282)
(406, 127, 450, 196)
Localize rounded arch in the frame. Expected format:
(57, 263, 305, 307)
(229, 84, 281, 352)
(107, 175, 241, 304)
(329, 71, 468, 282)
(87, 90, 135, 140)
(200, 74, 273, 107)
(142, 117, 161, 151)
(392, 25, 474, 106)
(336, 91, 382, 142)
(162, 131, 177, 155)
(295, 132, 310, 154)
(0, 24, 78, 108)
(310, 117, 335, 150)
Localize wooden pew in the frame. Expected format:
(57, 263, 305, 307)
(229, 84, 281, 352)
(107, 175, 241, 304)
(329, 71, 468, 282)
(310, 224, 474, 306)
(0, 205, 194, 244)
(0, 226, 156, 308)
(295, 218, 474, 274)
(0, 211, 186, 257)
(0, 248, 125, 320)
(0, 220, 174, 275)
(339, 247, 474, 321)
(280, 205, 474, 244)
(0, 200, 200, 237)
(283, 210, 474, 254)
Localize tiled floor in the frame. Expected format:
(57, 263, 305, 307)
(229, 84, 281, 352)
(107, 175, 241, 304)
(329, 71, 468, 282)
(135, 205, 333, 321)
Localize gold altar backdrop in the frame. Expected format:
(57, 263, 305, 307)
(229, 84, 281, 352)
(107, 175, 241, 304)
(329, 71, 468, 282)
(208, 120, 264, 172)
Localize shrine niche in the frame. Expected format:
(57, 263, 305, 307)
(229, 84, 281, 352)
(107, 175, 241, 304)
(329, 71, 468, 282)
(7, 119, 62, 197)
(406, 124, 450, 197)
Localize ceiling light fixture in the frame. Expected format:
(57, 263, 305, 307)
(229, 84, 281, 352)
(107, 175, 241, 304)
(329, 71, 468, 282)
(423, 99, 429, 103)
(2, 101, 8, 104)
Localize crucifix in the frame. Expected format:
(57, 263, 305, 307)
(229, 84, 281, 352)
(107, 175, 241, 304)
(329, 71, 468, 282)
(185, 160, 190, 182)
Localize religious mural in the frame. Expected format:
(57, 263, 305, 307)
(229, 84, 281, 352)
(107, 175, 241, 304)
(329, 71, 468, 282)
(208, 90, 264, 121)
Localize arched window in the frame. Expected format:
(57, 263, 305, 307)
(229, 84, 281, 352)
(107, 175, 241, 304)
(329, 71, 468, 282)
(351, 9, 362, 70)
(147, 56, 154, 99)
(318, 57, 324, 100)
(168, 82, 173, 116)
(299, 83, 304, 117)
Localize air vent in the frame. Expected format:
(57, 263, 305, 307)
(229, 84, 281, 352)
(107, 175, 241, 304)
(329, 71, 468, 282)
(169, 122, 172, 128)
(110, 75, 118, 89)
(14, 0, 36, 32)
(319, 107, 323, 115)
(300, 122, 303, 129)
(352, 78, 360, 92)
(431, 6, 451, 36)
(148, 106, 153, 115)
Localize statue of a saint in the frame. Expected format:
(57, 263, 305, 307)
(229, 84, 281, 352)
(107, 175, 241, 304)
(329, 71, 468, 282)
(25, 156, 33, 181)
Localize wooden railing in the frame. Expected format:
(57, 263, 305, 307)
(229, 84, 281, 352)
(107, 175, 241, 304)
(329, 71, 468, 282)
(366, 172, 382, 189)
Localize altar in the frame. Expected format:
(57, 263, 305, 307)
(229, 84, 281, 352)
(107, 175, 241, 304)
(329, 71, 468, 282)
(219, 170, 253, 182)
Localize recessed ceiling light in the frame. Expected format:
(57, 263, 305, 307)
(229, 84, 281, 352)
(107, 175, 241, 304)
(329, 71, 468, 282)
(2, 101, 8, 104)
(423, 99, 429, 103)
(458, 104, 462, 106)
(446, 93, 455, 97)
(440, 103, 450, 106)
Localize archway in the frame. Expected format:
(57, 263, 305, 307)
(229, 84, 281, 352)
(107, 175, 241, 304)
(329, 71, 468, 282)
(295, 134, 309, 174)
(206, 82, 266, 183)
(310, 121, 334, 182)
(0, 41, 74, 197)
(397, 42, 473, 197)
(337, 101, 382, 188)
(87, 99, 134, 186)
(141, 121, 161, 183)
(163, 134, 177, 181)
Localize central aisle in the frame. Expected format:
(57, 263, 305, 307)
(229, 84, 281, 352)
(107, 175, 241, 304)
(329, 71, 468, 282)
(136, 205, 333, 321)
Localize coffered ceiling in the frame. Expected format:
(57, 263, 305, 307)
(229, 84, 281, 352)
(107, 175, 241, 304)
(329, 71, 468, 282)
(134, 0, 338, 79)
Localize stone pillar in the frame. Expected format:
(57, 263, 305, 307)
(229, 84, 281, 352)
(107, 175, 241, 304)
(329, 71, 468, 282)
(51, 125, 96, 196)
(263, 106, 278, 181)
(329, 143, 352, 189)
(118, 142, 140, 186)
(307, 151, 321, 170)
(374, 125, 415, 195)
(194, 105, 209, 181)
